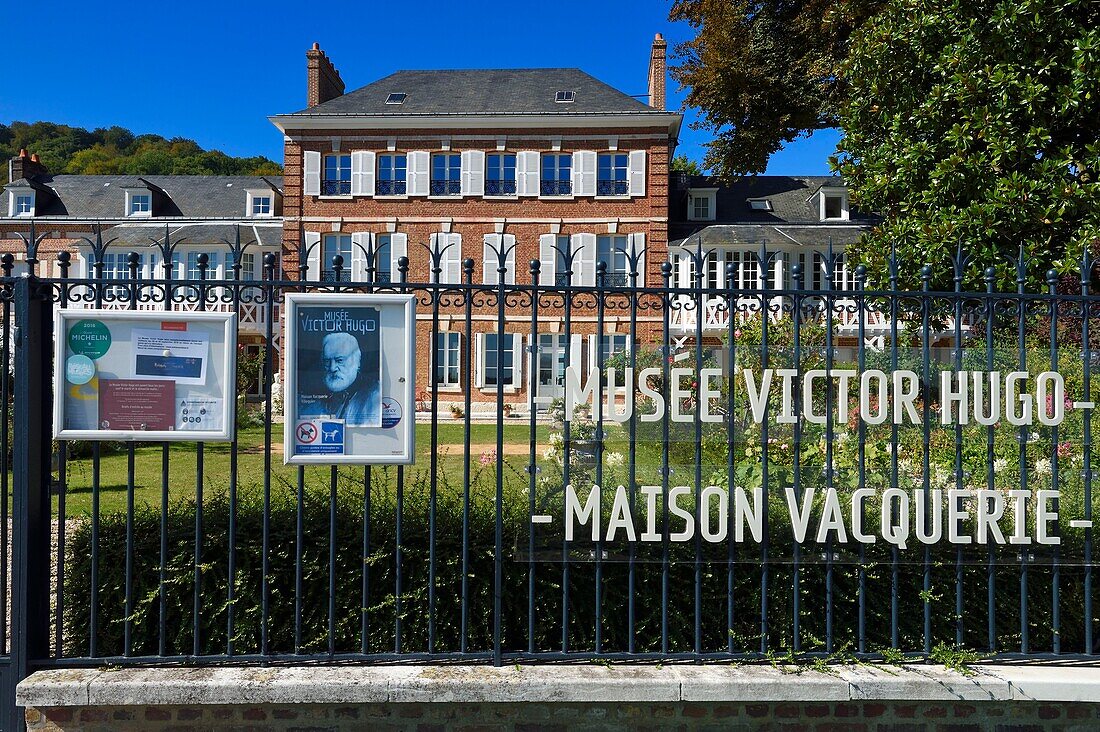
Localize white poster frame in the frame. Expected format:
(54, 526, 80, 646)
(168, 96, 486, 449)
(53, 309, 238, 442)
(283, 293, 416, 465)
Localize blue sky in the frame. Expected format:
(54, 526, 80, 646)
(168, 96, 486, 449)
(2, 0, 839, 175)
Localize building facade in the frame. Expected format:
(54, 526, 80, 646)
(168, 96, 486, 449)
(0, 152, 284, 391)
(270, 40, 682, 413)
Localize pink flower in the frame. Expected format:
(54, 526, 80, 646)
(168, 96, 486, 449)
(734, 329, 742, 339)
(1057, 441, 1074, 459)
(479, 449, 496, 466)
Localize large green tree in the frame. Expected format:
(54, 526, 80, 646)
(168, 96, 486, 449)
(669, 0, 882, 177)
(835, 0, 1100, 291)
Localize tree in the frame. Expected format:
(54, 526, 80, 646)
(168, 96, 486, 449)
(835, 0, 1100, 291)
(0, 120, 282, 184)
(669, 0, 882, 178)
(671, 154, 703, 175)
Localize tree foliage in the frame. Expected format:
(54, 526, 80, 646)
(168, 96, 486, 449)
(836, 0, 1100, 291)
(0, 120, 282, 185)
(669, 0, 882, 178)
(671, 154, 704, 175)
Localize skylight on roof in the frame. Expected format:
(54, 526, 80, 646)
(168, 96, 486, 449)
(555, 90, 576, 103)
(386, 93, 407, 105)
(749, 199, 773, 211)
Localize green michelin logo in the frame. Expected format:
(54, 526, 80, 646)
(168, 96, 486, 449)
(68, 320, 112, 359)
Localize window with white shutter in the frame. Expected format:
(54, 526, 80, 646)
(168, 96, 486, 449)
(433, 233, 463, 284)
(482, 234, 515, 285)
(597, 152, 629, 196)
(304, 231, 322, 281)
(407, 151, 430, 196)
(303, 151, 321, 196)
(460, 150, 485, 196)
(350, 151, 375, 196)
(627, 150, 646, 196)
(516, 151, 539, 196)
(570, 151, 596, 197)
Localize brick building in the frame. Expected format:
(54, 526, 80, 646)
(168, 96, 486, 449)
(0, 151, 284, 386)
(270, 39, 682, 412)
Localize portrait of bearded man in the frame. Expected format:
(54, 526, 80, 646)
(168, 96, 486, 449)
(315, 331, 381, 426)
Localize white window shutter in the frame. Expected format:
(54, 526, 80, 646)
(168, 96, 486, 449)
(571, 233, 597, 286)
(390, 233, 408, 278)
(461, 150, 485, 196)
(516, 151, 539, 196)
(538, 234, 557, 284)
(474, 333, 485, 388)
(351, 151, 375, 197)
(631, 232, 646, 285)
(438, 233, 462, 284)
(483, 234, 500, 285)
(572, 151, 596, 196)
(511, 334, 524, 387)
(568, 334, 584, 382)
(408, 151, 430, 196)
(350, 232, 370, 282)
(628, 150, 646, 196)
(503, 234, 516, 285)
(303, 151, 321, 196)
(304, 231, 322, 281)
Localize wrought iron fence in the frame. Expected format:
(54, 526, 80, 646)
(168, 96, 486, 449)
(2, 230, 1100, 725)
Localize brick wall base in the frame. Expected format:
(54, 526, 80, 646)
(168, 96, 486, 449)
(25, 700, 1100, 731)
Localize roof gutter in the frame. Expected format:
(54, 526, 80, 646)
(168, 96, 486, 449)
(269, 112, 683, 137)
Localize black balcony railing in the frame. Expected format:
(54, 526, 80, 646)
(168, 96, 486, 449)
(554, 273, 572, 287)
(376, 179, 407, 196)
(430, 180, 461, 196)
(322, 269, 351, 283)
(322, 179, 351, 196)
(485, 179, 517, 196)
(597, 179, 629, 196)
(540, 180, 572, 196)
(600, 271, 630, 287)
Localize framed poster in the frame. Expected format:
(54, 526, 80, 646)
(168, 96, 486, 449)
(53, 310, 237, 441)
(283, 293, 416, 464)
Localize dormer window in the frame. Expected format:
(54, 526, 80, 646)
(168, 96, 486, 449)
(125, 190, 152, 217)
(386, 93, 407, 105)
(11, 192, 35, 217)
(247, 190, 274, 217)
(748, 199, 772, 211)
(687, 188, 717, 221)
(818, 188, 849, 220)
(555, 90, 576, 103)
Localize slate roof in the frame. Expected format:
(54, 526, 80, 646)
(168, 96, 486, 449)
(1, 175, 283, 219)
(669, 174, 878, 247)
(284, 69, 657, 116)
(92, 222, 283, 248)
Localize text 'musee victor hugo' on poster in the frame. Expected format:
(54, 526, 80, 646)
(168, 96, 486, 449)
(283, 294, 416, 465)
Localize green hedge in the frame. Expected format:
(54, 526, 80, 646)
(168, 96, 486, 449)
(64, 468, 1097, 658)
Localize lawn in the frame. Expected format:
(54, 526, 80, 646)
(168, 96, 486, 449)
(54, 422, 558, 517)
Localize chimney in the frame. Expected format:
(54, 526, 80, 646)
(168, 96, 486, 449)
(648, 33, 667, 110)
(306, 42, 345, 108)
(9, 148, 48, 182)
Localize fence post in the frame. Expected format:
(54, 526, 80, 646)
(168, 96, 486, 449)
(8, 275, 53, 729)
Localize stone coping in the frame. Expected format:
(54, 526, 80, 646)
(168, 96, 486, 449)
(17, 663, 1100, 709)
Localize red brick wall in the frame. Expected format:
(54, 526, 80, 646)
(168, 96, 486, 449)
(26, 700, 1100, 731)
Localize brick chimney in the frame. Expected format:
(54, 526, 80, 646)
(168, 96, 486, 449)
(306, 42, 345, 108)
(9, 148, 48, 181)
(648, 33, 667, 110)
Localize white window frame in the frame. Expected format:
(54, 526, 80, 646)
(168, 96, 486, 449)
(818, 187, 850, 221)
(596, 152, 629, 197)
(322, 153, 352, 197)
(184, 251, 221, 280)
(430, 152, 462, 198)
(477, 332, 523, 390)
(246, 190, 274, 218)
(433, 331, 462, 390)
(11, 191, 35, 217)
(376, 153, 408, 197)
(125, 189, 152, 217)
(687, 188, 717, 221)
(485, 152, 518, 197)
(540, 153, 573, 197)
(321, 233, 353, 282)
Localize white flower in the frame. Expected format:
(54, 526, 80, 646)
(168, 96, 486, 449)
(548, 431, 564, 448)
(1035, 458, 1052, 477)
(994, 458, 1008, 473)
(606, 452, 625, 468)
(543, 446, 559, 460)
(1029, 432, 1041, 444)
